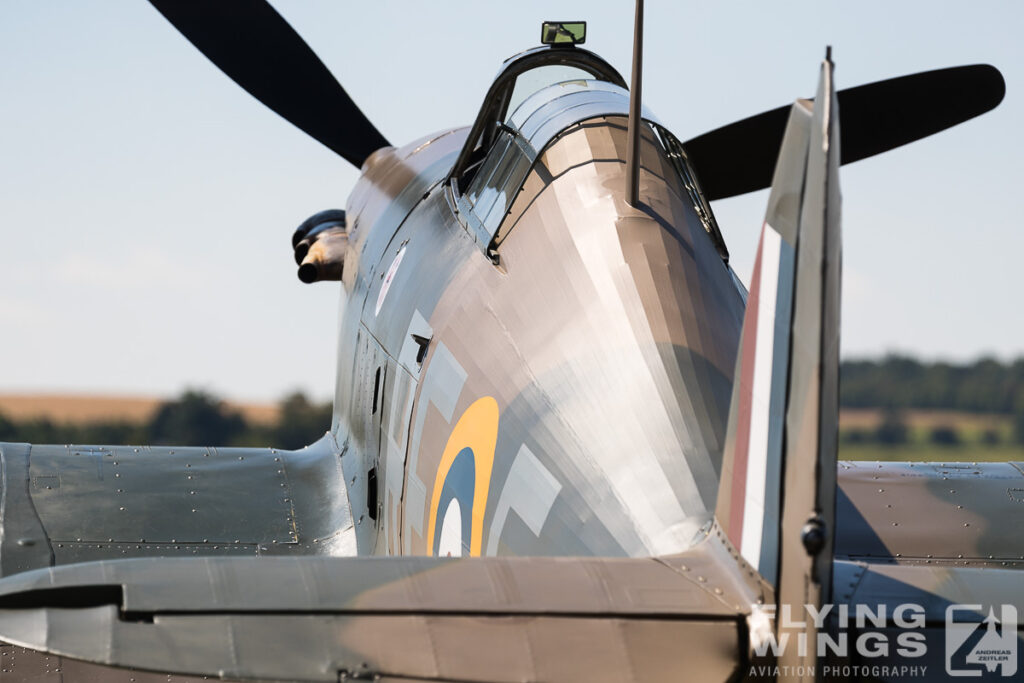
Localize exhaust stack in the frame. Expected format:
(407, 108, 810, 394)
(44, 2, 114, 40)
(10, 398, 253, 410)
(291, 209, 347, 283)
(297, 227, 347, 283)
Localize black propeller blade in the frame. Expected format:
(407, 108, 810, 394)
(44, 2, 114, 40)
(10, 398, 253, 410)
(683, 64, 1005, 201)
(149, 0, 390, 168)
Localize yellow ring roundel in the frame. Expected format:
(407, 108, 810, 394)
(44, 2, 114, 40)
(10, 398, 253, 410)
(426, 396, 499, 557)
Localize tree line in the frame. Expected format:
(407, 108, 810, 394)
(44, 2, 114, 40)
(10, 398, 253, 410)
(842, 355, 1024, 446)
(0, 391, 333, 450)
(4, 355, 1024, 449)
(841, 355, 1024, 413)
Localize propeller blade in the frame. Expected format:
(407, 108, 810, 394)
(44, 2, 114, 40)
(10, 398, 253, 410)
(148, 0, 390, 168)
(683, 64, 1005, 201)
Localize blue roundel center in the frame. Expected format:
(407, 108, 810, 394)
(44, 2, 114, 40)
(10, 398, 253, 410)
(432, 447, 475, 556)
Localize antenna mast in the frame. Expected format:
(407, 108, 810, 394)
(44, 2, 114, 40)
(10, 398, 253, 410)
(625, 0, 644, 207)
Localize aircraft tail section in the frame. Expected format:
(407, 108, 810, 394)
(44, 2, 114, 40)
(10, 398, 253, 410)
(715, 51, 841, 672)
(714, 98, 809, 586)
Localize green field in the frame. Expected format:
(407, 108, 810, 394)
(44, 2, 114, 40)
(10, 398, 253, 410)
(838, 409, 1023, 462)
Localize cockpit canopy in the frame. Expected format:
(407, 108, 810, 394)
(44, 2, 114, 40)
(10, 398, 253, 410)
(450, 45, 626, 193)
(448, 43, 727, 264)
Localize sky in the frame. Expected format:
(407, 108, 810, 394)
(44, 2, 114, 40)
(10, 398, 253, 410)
(1, 1, 1022, 402)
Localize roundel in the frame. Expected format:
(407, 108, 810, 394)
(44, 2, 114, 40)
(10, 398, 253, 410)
(426, 396, 499, 557)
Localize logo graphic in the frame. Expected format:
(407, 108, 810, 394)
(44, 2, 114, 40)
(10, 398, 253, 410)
(426, 397, 499, 557)
(946, 604, 1018, 677)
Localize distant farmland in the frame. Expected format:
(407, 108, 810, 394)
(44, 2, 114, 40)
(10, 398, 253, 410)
(0, 393, 279, 426)
(1, 394, 1020, 463)
(838, 408, 1023, 462)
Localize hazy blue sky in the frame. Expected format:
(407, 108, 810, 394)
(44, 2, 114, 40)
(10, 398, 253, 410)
(1, 1, 1022, 401)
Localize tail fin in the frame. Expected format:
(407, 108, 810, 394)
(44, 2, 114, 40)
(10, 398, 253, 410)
(715, 51, 841, 671)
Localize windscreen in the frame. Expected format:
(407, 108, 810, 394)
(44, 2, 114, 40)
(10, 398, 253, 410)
(504, 65, 595, 122)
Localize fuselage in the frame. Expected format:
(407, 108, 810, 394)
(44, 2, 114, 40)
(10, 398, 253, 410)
(330, 73, 747, 558)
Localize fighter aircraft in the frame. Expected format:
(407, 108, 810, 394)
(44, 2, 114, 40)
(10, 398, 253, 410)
(0, 2, 1017, 681)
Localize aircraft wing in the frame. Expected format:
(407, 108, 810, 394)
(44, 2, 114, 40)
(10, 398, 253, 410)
(0, 436, 355, 578)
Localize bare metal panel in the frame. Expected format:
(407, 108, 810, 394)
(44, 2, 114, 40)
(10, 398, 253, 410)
(52, 541, 259, 565)
(0, 436, 353, 577)
(836, 460, 1024, 564)
(0, 444, 53, 577)
(29, 444, 296, 545)
(0, 645, 58, 681)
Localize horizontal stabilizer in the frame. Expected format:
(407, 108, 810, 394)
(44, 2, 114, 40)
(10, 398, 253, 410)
(0, 554, 748, 682)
